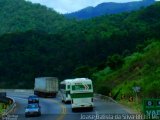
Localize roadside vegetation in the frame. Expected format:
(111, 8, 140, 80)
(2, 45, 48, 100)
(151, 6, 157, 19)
(0, 103, 4, 114)
(93, 40, 160, 113)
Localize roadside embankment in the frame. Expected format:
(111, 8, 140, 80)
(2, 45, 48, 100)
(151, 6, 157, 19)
(95, 93, 142, 114)
(0, 92, 16, 119)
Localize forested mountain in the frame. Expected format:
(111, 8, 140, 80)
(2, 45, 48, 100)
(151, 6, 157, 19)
(65, 0, 155, 19)
(0, 0, 160, 89)
(0, 0, 68, 35)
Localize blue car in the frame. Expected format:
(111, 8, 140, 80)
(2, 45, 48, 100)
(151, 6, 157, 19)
(25, 103, 41, 117)
(28, 95, 39, 104)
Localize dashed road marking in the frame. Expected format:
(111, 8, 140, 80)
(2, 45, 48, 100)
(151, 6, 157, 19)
(49, 99, 67, 120)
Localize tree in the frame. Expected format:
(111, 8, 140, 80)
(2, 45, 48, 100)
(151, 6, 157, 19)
(106, 54, 124, 70)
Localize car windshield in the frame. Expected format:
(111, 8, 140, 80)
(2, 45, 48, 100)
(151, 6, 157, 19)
(27, 104, 38, 108)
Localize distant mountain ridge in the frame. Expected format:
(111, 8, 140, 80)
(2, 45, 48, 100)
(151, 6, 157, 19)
(65, 0, 155, 19)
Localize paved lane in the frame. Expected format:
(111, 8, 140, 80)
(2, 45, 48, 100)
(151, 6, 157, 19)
(6, 90, 131, 120)
(7, 91, 64, 120)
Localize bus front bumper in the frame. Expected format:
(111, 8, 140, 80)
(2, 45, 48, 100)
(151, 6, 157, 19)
(72, 103, 94, 109)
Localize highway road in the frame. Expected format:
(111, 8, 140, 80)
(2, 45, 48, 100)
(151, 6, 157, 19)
(5, 90, 132, 120)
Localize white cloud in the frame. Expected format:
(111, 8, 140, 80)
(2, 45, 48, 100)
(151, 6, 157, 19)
(26, 0, 158, 14)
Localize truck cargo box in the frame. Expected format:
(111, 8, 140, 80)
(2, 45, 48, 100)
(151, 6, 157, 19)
(34, 77, 58, 97)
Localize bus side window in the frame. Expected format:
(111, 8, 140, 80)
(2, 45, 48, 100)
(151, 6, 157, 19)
(67, 85, 70, 89)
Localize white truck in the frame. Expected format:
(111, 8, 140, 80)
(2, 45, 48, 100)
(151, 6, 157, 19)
(34, 77, 59, 98)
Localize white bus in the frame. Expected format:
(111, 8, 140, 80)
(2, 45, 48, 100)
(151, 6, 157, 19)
(70, 78, 94, 111)
(60, 79, 73, 103)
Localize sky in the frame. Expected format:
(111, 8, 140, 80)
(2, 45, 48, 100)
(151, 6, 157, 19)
(26, 0, 159, 14)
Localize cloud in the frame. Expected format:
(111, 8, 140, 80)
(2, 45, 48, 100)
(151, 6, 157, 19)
(26, 0, 154, 13)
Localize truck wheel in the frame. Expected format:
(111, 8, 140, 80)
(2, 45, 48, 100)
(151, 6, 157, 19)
(39, 113, 41, 116)
(90, 107, 93, 111)
(34, 91, 37, 95)
(54, 93, 57, 98)
(72, 108, 76, 112)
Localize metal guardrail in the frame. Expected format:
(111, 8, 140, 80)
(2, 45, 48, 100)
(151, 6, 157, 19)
(94, 93, 118, 103)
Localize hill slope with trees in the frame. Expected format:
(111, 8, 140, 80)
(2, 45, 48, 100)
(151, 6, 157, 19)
(0, 0, 69, 35)
(92, 40, 160, 112)
(0, 0, 160, 91)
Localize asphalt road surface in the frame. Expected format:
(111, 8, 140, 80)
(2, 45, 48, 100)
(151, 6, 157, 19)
(5, 90, 131, 120)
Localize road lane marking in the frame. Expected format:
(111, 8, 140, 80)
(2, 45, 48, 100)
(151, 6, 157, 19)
(46, 98, 67, 120)
(55, 101, 67, 120)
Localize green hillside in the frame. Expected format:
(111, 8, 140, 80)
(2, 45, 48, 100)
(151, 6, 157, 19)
(93, 40, 160, 97)
(93, 40, 160, 112)
(0, 0, 160, 89)
(0, 0, 68, 34)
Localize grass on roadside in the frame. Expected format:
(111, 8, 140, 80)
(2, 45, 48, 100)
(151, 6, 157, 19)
(0, 103, 4, 114)
(118, 99, 143, 114)
(0, 103, 6, 114)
